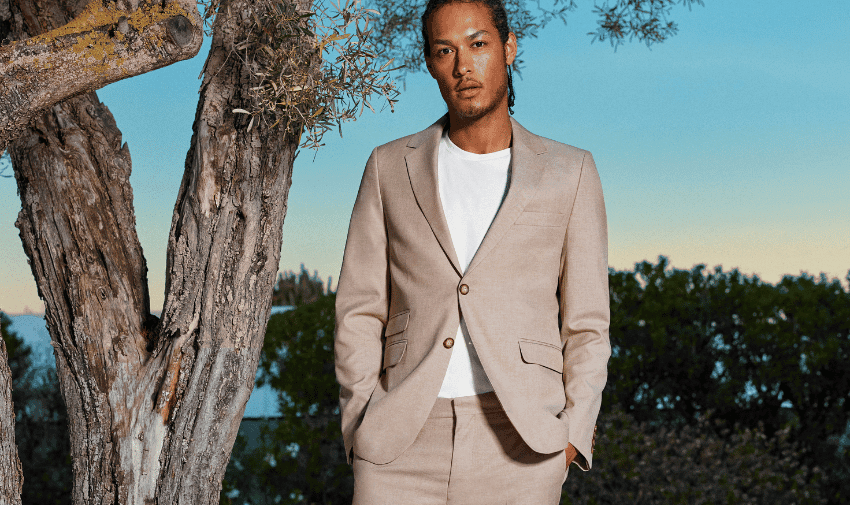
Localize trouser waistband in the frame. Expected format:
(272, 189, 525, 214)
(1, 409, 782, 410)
(428, 391, 503, 418)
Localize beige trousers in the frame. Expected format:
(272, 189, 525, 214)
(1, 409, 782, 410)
(352, 392, 567, 505)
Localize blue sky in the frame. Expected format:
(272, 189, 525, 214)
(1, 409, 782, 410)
(1, 0, 848, 315)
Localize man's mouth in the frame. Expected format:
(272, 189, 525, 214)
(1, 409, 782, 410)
(456, 85, 481, 98)
(456, 81, 481, 92)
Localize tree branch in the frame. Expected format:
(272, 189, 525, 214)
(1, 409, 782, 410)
(0, 0, 203, 152)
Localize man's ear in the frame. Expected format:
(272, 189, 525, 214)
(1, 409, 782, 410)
(504, 32, 518, 67)
(425, 58, 436, 79)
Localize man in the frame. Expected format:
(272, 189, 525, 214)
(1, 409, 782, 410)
(334, 0, 610, 503)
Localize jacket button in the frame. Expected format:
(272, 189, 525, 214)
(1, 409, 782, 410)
(443, 338, 454, 348)
(459, 284, 469, 295)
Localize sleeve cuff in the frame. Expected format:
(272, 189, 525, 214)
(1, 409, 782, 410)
(567, 422, 597, 471)
(571, 448, 590, 471)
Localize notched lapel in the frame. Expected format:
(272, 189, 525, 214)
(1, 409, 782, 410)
(464, 117, 548, 276)
(405, 115, 463, 276)
(404, 115, 548, 278)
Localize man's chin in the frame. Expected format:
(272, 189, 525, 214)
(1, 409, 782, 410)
(454, 104, 485, 120)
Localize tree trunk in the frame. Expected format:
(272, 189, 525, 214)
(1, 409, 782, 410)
(0, 335, 23, 505)
(12, 90, 160, 503)
(146, 0, 312, 498)
(0, 0, 202, 153)
(7, 0, 312, 502)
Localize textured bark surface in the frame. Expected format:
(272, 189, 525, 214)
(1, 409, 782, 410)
(6, 0, 310, 502)
(151, 0, 311, 499)
(0, 0, 202, 152)
(12, 90, 157, 503)
(0, 336, 23, 505)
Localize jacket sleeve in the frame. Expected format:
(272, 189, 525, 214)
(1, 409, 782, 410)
(556, 151, 611, 470)
(334, 148, 390, 465)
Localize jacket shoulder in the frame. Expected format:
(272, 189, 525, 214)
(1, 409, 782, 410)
(511, 117, 591, 161)
(373, 133, 416, 157)
(536, 134, 591, 161)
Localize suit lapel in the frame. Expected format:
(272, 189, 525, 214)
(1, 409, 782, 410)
(406, 115, 463, 276)
(464, 117, 547, 276)
(405, 115, 548, 278)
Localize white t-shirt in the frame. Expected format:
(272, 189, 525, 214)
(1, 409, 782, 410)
(436, 129, 511, 398)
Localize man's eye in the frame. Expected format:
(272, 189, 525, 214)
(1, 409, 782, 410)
(438, 48, 452, 55)
(472, 41, 485, 48)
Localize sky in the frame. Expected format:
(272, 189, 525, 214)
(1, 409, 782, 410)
(1, 0, 848, 315)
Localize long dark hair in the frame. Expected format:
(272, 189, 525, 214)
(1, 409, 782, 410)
(421, 0, 516, 114)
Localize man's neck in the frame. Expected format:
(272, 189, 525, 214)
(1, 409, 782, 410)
(446, 109, 513, 154)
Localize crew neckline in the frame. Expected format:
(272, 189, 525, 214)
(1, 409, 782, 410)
(441, 129, 511, 161)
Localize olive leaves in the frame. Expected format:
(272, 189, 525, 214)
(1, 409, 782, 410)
(215, 0, 400, 150)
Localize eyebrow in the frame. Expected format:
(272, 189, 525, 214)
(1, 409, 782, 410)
(432, 29, 490, 47)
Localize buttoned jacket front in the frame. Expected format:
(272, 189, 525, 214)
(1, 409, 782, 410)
(334, 114, 611, 468)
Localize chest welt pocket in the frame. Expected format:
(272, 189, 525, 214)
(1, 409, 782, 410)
(519, 339, 563, 373)
(514, 211, 565, 227)
(383, 310, 410, 369)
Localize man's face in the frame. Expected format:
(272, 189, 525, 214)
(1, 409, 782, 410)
(425, 2, 517, 121)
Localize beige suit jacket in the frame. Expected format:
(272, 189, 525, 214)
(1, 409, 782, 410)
(334, 114, 611, 468)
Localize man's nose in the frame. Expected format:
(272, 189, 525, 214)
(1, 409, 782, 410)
(453, 48, 472, 77)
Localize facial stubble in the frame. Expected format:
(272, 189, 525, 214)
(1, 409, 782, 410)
(453, 68, 509, 121)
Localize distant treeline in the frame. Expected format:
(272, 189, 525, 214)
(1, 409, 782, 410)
(607, 256, 849, 444)
(270, 264, 331, 307)
(571, 257, 850, 504)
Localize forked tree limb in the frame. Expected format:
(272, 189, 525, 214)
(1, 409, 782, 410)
(0, 0, 203, 152)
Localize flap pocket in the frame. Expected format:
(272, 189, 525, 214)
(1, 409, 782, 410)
(383, 340, 407, 370)
(519, 339, 563, 373)
(385, 310, 410, 337)
(514, 211, 565, 227)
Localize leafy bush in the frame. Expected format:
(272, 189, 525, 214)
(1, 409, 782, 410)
(563, 407, 824, 505)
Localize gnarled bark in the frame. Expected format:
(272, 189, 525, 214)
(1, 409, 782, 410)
(0, 0, 202, 152)
(12, 90, 158, 503)
(151, 0, 314, 498)
(0, 335, 23, 505)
